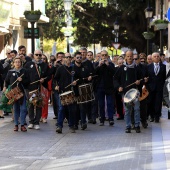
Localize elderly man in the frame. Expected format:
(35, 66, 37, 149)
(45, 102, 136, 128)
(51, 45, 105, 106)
(147, 54, 152, 64)
(114, 50, 143, 133)
(24, 49, 50, 130)
(147, 52, 166, 123)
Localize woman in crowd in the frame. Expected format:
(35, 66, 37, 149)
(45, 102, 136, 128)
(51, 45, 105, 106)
(3, 57, 30, 132)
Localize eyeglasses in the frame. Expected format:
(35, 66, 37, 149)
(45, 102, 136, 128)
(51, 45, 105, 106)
(101, 54, 107, 56)
(133, 58, 138, 60)
(7, 53, 11, 54)
(76, 56, 82, 60)
(35, 54, 42, 57)
(65, 56, 72, 59)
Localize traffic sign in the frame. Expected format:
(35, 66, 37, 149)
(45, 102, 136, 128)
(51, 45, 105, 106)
(167, 8, 170, 22)
(112, 43, 120, 49)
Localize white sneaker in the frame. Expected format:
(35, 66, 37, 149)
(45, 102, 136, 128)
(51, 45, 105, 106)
(42, 118, 47, 123)
(28, 124, 34, 129)
(34, 125, 40, 130)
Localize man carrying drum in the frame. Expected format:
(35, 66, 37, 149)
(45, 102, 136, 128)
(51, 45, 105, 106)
(24, 49, 50, 130)
(55, 52, 78, 133)
(114, 50, 144, 133)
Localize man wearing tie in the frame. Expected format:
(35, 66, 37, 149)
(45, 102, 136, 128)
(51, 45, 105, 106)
(147, 52, 166, 123)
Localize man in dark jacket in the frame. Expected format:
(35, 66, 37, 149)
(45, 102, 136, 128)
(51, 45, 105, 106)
(114, 50, 143, 133)
(95, 50, 115, 126)
(147, 52, 166, 123)
(24, 50, 50, 130)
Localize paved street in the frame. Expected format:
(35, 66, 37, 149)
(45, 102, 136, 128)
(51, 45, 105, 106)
(0, 106, 170, 170)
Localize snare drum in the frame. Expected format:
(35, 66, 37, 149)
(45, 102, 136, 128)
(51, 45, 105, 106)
(5, 86, 24, 105)
(123, 88, 140, 104)
(77, 83, 95, 104)
(60, 91, 75, 106)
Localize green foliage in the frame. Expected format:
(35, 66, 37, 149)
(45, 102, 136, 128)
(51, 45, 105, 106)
(43, 0, 156, 53)
(24, 10, 42, 15)
(153, 19, 169, 24)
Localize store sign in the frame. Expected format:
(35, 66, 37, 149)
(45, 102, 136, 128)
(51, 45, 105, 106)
(24, 28, 39, 39)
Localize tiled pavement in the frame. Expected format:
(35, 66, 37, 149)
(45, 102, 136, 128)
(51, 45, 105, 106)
(0, 106, 170, 170)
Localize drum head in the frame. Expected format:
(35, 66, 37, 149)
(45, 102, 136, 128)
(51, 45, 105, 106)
(124, 88, 138, 103)
(60, 91, 73, 96)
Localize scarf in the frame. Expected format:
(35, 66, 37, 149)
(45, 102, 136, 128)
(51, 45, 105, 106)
(124, 61, 136, 68)
(32, 59, 43, 65)
(11, 67, 22, 73)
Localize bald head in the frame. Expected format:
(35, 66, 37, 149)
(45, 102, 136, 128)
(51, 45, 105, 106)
(34, 49, 42, 61)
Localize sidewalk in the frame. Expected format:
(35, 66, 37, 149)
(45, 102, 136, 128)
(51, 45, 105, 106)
(0, 106, 169, 170)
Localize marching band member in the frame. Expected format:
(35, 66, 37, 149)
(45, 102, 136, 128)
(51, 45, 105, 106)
(55, 53, 77, 133)
(94, 50, 115, 126)
(74, 51, 92, 130)
(3, 57, 30, 132)
(114, 50, 143, 133)
(24, 50, 50, 130)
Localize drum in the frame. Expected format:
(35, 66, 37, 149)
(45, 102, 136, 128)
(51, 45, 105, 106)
(60, 91, 75, 106)
(139, 85, 149, 101)
(77, 83, 95, 104)
(29, 89, 45, 107)
(5, 86, 23, 105)
(124, 88, 140, 104)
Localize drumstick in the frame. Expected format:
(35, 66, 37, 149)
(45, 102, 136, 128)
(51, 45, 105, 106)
(83, 75, 98, 80)
(11, 74, 24, 86)
(30, 77, 47, 85)
(65, 79, 79, 89)
(125, 77, 149, 89)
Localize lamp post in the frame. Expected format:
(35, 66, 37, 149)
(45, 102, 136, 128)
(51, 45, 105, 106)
(63, 0, 72, 53)
(144, 1, 153, 55)
(160, 0, 163, 53)
(113, 18, 119, 55)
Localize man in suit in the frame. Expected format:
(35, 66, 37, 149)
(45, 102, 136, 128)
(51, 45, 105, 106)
(147, 52, 166, 123)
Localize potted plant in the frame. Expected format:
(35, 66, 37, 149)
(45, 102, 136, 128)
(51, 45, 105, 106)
(142, 31, 155, 39)
(24, 10, 42, 22)
(152, 19, 169, 30)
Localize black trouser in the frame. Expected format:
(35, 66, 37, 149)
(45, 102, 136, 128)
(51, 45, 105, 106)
(147, 90, 163, 119)
(29, 104, 42, 125)
(91, 92, 99, 120)
(115, 92, 124, 118)
(52, 91, 59, 118)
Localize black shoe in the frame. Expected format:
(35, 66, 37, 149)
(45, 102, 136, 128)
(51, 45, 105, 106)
(0, 115, 4, 118)
(69, 127, 75, 133)
(88, 119, 93, 123)
(135, 126, 141, 133)
(117, 117, 124, 120)
(125, 127, 131, 133)
(150, 118, 154, 122)
(3, 112, 9, 116)
(74, 125, 78, 130)
(99, 122, 104, 126)
(141, 121, 148, 128)
(56, 127, 62, 133)
(53, 116, 57, 119)
(92, 120, 97, 124)
(109, 120, 114, 126)
(81, 124, 87, 130)
(155, 118, 160, 123)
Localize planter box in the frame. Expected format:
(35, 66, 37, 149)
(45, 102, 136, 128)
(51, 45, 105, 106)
(142, 32, 155, 40)
(24, 14, 41, 22)
(155, 23, 168, 30)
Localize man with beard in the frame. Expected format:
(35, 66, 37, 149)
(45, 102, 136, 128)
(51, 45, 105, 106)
(74, 51, 92, 130)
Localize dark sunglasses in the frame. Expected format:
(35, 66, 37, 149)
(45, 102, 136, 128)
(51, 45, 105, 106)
(101, 54, 107, 56)
(133, 58, 138, 60)
(76, 56, 82, 59)
(65, 56, 72, 58)
(35, 54, 42, 57)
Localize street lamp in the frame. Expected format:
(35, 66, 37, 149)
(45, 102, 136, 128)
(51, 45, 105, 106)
(63, 0, 72, 11)
(113, 18, 119, 55)
(144, 1, 153, 55)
